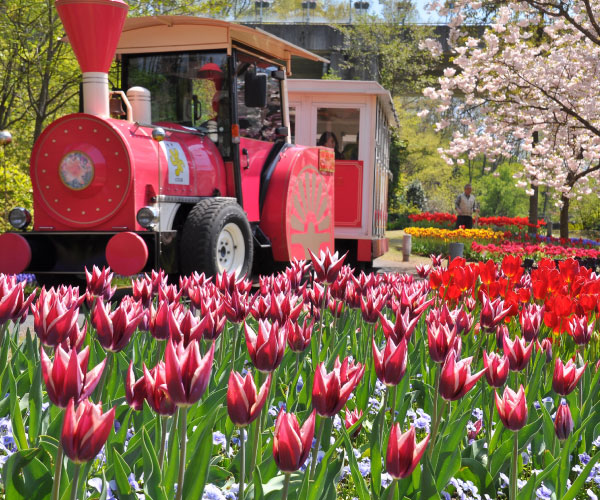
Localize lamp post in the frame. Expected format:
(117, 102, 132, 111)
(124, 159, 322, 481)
(301, 1, 316, 23)
(254, 0, 270, 24)
(0, 130, 12, 223)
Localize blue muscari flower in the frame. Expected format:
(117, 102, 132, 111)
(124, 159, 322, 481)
(268, 401, 286, 417)
(580, 453, 592, 465)
(333, 415, 342, 431)
(368, 397, 380, 415)
(472, 408, 483, 420)
(381, 472, 393, 488)
(296, 375, 304, 393)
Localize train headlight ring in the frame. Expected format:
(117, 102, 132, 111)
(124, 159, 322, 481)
(8, 207, 31, 229)
(59, 151, 94, 191)
(136, 206, 159, 229)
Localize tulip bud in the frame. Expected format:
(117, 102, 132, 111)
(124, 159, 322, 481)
(439, 350, 485, 401)
(569, 316, 594, 345)
(143, 362, 176, 416)
(85, 265, 116, 305)
(495, 385, 528, 431)
(125, 362, 146, 411)
(345, 408, 363, 438)
(32, 287, 83, 348)
(386, 425, 429, 479)
(554, 400, 573, 441)
(503, 335, 533, 372)
(244, 319, 286, 373)
(373, 337, 408, 387)
(483, 350, 509, 387)
(0, 275, 35, 327)
(309, 249, 347, 284)
(61, 398, 115, 464)
(286, 318, 313, 352)
(273, 409, 316, 472)
(227, 371, 272, 427)
(312, 356, 364, 417)
(520, 304, 543, 342)
(427, 321, 458, 363)
(536, 338, 553, 364)
(552, 357, 586, 396)
(496, 324, 509, 350)
(92, 297, 145, 352)
(165, 339, 215, 407)
(480, 294, 511, 331)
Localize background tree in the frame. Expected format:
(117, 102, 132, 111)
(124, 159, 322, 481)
(423, 0, 600, 238)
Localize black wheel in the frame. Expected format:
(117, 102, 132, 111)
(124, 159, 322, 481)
(180, 198, 254, 278)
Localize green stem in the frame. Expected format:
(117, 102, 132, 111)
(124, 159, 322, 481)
(510, 431, 519, 500)
(427, 366, 441, 460)
(379, 389, 389, 445)
(390, 384, 398, 422)
(239, 427, 246, 500)
(51, 437, 64, 500)
(69, 463, 81, 500)
(473, 330, 486, 370)
(230, 323, 242, 374)
(309, 416, 325, 480)
(175, 407, 188, 500)
(294, 352, 300, 377)
(487, 390, 495, 467)
(158, 415, 169, 469)
(94, 351, 113, 403)
(388, 478, 397, 500)
(250, 371, 265, 473)
(281, 473, 291, 500)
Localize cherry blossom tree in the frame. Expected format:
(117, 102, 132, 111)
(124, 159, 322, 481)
(422, 0, 600, 238)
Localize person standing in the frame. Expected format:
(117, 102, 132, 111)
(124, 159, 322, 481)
(455, 183, 479, 229)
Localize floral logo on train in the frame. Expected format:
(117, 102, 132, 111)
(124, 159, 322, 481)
(59, 151, 94, 191)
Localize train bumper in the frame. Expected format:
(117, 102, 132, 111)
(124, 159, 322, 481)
(0, 231, 177, 276)
(357, 237, 389, 261)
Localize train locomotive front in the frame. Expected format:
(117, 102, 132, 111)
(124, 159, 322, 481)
(0, 0, 336, 282)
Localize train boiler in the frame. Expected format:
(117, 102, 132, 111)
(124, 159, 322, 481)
(0, 0, 391, 283)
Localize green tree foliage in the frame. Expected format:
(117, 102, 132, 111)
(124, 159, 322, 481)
(475, 164, 528, 218)
(405, 179, 427, 211)
(337, 2, 438, 96)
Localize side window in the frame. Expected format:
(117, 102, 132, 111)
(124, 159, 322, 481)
(316, 108, 360, 160)
(236, 53, 283, 142)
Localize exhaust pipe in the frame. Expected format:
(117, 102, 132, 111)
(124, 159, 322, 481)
(55, 0, 128, 117)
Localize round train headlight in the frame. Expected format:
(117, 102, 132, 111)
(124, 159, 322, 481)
(136, 206, 159, 229)
(8, 207, 31, 229)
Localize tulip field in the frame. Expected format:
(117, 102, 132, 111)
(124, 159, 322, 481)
(1, 251, 600, 499)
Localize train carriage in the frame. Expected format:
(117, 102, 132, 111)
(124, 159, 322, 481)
(0, 0, 394, 282)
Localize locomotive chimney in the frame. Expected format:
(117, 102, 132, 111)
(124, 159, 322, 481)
(55, 0, 128, 118)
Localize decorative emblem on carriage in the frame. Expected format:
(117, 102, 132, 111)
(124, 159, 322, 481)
(59, 151, 94, 190)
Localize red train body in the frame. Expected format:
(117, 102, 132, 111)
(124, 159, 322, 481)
(0, 0, 390, 282)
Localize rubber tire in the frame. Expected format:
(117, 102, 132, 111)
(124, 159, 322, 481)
(180, 198, 254, 278)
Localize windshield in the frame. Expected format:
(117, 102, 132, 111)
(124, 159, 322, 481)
(123, 51, 231, 155)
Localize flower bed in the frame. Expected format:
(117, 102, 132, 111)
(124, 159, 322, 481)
(409, 212, 546, 233)
(0, 252, 599, 500)
(404, 226, 504, 258)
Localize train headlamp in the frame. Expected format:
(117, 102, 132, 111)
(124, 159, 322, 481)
(8, 207, 31, 230)
(136, 206, 159, 229)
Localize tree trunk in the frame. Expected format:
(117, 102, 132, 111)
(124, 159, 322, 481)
(528, 183, 538, 235)
(560, 194, 570, 240)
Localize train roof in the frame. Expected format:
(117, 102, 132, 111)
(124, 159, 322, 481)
(114, 16, 328, 73)
(287, 79, 398, 127)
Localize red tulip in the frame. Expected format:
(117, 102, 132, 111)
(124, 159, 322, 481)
(554, 400, 573, 441)
(379, 309, 419, 343)
(439, 350, 484, 401)
(312, 356, 364, 417)
(92, 297, 144, 352)
(286, 318, 314, 352)
(483, 350, 509, 387)
(552, 357, 586, 396)
(373, 337, 408, 387)
(360, 289, 385, 324)
(146, 269, 168, 296)
(215, 270, 252, 295)
(309, 249, 346, 284)
(59, 320, 87, 352)
(227, 371, 272, 427)
(143, 362, 176, 416)
(503, 335, 533, 372)
(427, 321, 458, 363)
(568, 316, 594, 345)
(495, 385, 528, 431)
(244, 319, 286, 372)
(344, 408, 363, 438)
(85, 265, 115, 304)
(479, 294, 511, 331)
(165, 339, 215, 407)
(125, 361, 146, 411)
(519, 304, 543, 342)
(328, 298, 344, 318)
(41, 345, 106, 408)
(224, 289, 253, 324)
(32, 287, 83, 347)
(273, 409, 316, 472)
(0, 275, 34, 326)
(158, 284, 182, 304)
(386, 425, 429, 479)
(61, 398, 115, 464)
(148, 300, 173, 340)
(196, 309, 227, 341)
(132, 277, 153, 308)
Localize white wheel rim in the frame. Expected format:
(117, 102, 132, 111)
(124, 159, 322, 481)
(216, 222, 246, 275)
